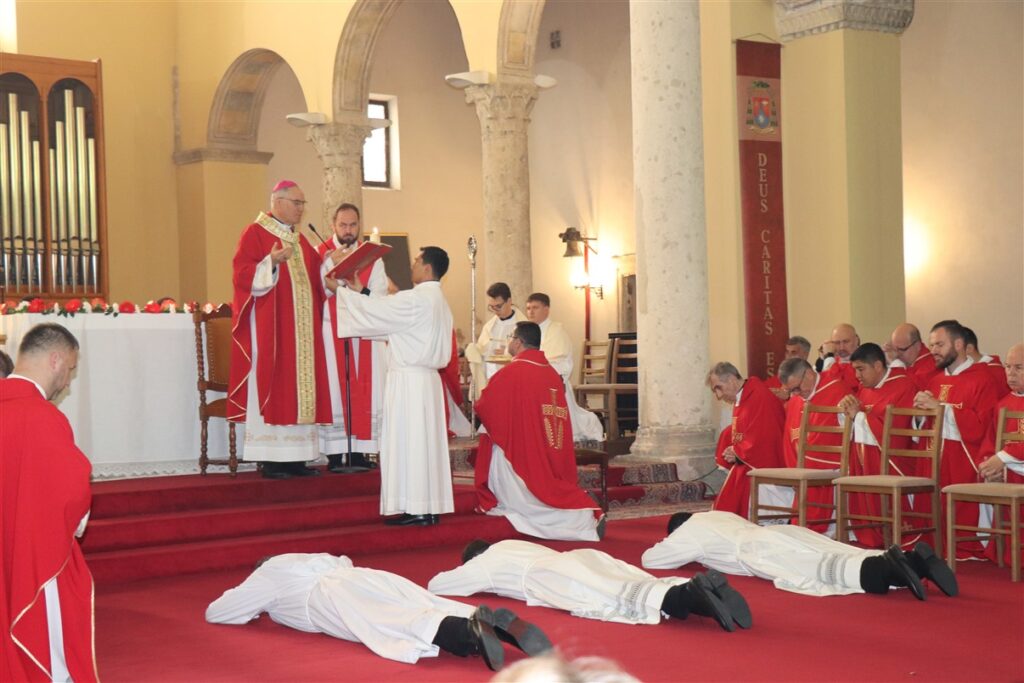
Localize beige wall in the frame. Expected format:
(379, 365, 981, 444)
(530, 0, 633, 373)
(361, 0, 482, 343)
(16, 0, 181, 302)
(901, 0, 1024, 355)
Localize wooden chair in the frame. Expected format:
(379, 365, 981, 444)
(579, 339, 611, 385)
(193, 304, 237, 475)
(575, 338, 639, 441)
(833, 406, 945, 552)
(748, 404, 851, 527)
(575, 447, 610, 512)
(943, 408, 1024, 581)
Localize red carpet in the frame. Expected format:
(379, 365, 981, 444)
(94, 515, 1024, 682)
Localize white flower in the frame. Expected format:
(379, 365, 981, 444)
(16, 301, 28, 311)
(182, 302, 192, 313)
(82, 301, 93, 313)
(203, 302, 214, 314)
(52, 303, 61, 313)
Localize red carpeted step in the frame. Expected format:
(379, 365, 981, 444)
(86, 513, 519, 584)
(89, 468, 383, 517)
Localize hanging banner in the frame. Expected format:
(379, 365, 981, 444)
(736, 39, 789, 381)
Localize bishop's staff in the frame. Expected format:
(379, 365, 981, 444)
(467, 235, 478, 432)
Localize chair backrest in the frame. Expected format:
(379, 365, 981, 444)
(194, 304, 233, 393)
(796, 404, 851, 473)
(611, 337, 638, 380)
(880, 405, 944, 479)
(996, 408, 1024, 483)
(580, 339, 612, 384)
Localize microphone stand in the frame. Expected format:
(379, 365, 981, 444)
(467, 236, 478, 433)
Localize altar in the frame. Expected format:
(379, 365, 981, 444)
(1, 313, 239, 479)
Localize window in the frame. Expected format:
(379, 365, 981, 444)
(363, 96, 398, 189)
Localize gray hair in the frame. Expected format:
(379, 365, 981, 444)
(786, 335, 811, 354)
(705, 361, 742, 386)
(778, 357, 813, 384)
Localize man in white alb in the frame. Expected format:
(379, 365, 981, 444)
(329, 246, 454, 526)
(524, 292, 604, 442)
(429, 539, 751, 632)
(318, 202, 386, 471)
(205, 553, 551, 671)
(467, 282, 527, 398)
(641, 511, 958, 600)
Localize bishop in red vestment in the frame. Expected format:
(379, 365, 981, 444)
(228, 182, 332, 478)
(2, 324, 97, 682)
(474, 323, 602, 541)
(841, 343, 920, 548)
(914, 322, 1001, 558)
(706, 365, 786, 517)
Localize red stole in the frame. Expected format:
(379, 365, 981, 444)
(712, 377, 786, 516)
(318, 237, 377, 439)
(2, 379, 97, 683)
(228, 216, 331, 425)
(474, 349, 597, 515)
(439, 329, 462, 437)
(980, 355, 1011, 398)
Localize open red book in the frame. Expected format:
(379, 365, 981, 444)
(325, 241, 392, 280)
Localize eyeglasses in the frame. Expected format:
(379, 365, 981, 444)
(894, 342, 916, 353)
(280, 198, 307, 208)
(487, 301, 508, 312)
(783, 370, 808, 396)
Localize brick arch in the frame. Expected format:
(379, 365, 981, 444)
(497, 0, 546, 80)
(207, 48, 295, 150)
(332, 0, 402, 117)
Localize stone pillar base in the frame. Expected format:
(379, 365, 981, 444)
(625, 424, 717, 480)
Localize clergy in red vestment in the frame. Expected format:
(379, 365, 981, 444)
(963, 326, 1012, 398)
(838, 343, 919, 548)
(706, 362, 786, 517)
(913, 320, 1001, 558)
(885, 323, 940, 391)
(228, 181, 332, 479)
(817, 323, 859, 375)
(778, 357, 859, 533)
(317, 203, 386, 471)
(977, 343, 1024, 567)
(474, 322, 603, 541)
(440, 329, 472, 438)
(2, 324, 98, 683)
(765, 335, 813, 400)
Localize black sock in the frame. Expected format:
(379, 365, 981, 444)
(660, 584, 691, 620)
(432, 616, 474, 657)
(859, 556, 891, 594)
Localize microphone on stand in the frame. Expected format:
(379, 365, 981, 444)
(307, 223, 329, 246)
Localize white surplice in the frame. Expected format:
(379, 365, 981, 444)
(336, 280, 454, 515)
(469, 308, 527, 398)
(538, 318, 604, 442)
(429, 539, 687, 624)
(319, 243, 387, 455)
(206, 553, 475, 664)
(641, 510, 870, 596)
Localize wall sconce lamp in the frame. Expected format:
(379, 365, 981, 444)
(558, 227, 603, 299)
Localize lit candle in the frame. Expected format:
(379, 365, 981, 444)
(370, 226, 381, 244)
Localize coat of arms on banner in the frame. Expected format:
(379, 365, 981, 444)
(745, 80, 778, 134)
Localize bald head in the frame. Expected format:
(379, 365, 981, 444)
(831, 323, 860, 361)
(1006, 343, 1024, 394)
(890, 323, 924, 366)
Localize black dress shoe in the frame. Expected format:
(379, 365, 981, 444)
(907, 542, 958, 597)
(703, 569, 752, 629)
(327, 453, 371, 474)
(260, 462, 292, 480)
(468, 606, 505, 672)
(384, 513, 436, 526)
(884, 545, 926, 600)
(488, 607, 553, 656)
(289, 462, 321, 477)
(349, 452, 377, 469)
(685, 573, 736, 632)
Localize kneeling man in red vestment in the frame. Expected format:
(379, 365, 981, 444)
(474, 322, 604, 541)
(2, 323, 98, 682)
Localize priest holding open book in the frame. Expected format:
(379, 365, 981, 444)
(327, 245, 455, 527)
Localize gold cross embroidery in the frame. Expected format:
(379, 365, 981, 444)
(541, 387, 569, 449)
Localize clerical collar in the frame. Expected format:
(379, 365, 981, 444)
(945, 356, 975, 376)
(734, 382, 745, 406)
(6, 373, 47, 399)
(871, 368, 892, 389)
(498, 310, 516, 322)
(268, 213, 293, 230)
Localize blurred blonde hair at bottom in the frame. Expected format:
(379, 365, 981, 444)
(492, 653, 639, 683)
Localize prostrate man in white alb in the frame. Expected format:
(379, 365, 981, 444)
(474, 322, 604, 541)
(318, 202, 387, 472)
(429, 539, 752, 633)
(641, 511, 958, 600)
(329, 246, 454, 527)
(467, 282, 526, 398)
(205, 553, 551, 671)
(524, 292, 604, 442)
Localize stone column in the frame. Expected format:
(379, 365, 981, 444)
(627, 0, 716, 478)
(464, 79, 537, 301)
(307, 113, 372, 227)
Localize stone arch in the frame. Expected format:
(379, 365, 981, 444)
(497, 0, 546, 80)
(332, 0, 402, 118)
(207, 48, 293, 150)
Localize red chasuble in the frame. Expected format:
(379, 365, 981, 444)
(228, 214, 331, 425)
(712, 377, 786, 517)
(439, 329, 463, 438)
(922, 364, 1001, 558)
(787, 372, 858, 531)
(2, 378, 97, 683)
(318, 238, 377, 438)
(474, 349, 598, 516)
(891, 346, 940, 392)
(981, 392, 1024, 566)
(848, 372, 918, 547)
(980, 355, 1011, 398)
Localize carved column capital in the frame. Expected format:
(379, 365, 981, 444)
(464, 81, 538, 138)
(306, 119, 372, 169)
(775, 0, 914, 42)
